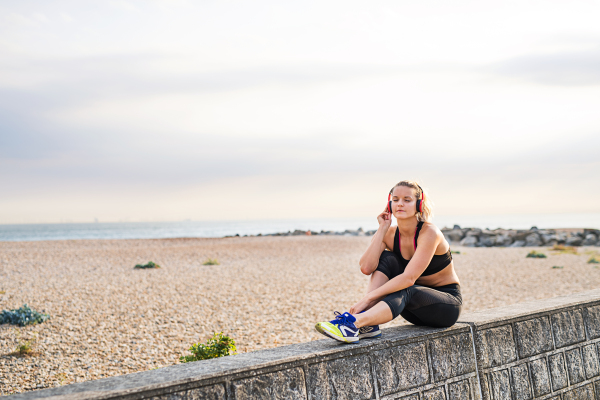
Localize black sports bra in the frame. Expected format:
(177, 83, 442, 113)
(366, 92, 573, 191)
(393, 221, 452, 276)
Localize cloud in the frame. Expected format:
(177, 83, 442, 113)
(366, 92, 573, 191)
(0, 50, 410, 99)
(489, 45, 600, 86)
(5, 12, 39, 27)
(59, 12, 73, 23)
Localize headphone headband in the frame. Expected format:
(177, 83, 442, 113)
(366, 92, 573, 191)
(389, 183, 423, 194)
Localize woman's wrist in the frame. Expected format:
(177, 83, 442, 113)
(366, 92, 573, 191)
(366, 291, 379, 303)
(377, 223, 388, 232)
(375, 225, 388, 240)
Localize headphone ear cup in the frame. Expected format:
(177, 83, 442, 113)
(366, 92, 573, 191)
(388, 200, 392, 213)
(415, 184, 425, 214)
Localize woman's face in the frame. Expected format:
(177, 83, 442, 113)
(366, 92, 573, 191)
(390, 186, 418, 219)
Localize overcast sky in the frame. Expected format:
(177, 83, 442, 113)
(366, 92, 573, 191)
(1, 0, 599, 224)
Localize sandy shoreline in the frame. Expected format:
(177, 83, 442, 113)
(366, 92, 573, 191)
(1, 236, 599, 395)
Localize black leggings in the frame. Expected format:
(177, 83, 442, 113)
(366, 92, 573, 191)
(375, 251, 462, 328)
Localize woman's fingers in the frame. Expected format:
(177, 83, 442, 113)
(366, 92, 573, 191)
(350, 297, 369, 315)
(378, 211, 390, 219)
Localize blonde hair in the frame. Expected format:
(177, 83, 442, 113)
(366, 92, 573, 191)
(390, 180, 433, 222)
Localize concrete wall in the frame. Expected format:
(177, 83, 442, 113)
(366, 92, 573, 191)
(9, 289, 600, 400)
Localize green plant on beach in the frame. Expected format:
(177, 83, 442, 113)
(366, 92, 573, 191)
(552, 266, 564, 269)
(180, 332, 236, 362)
(526, 250, 547, 258)
(588, 256, 600, 264)
(551, 244, 578, 255)
(12, 331, 38, 357)
(202, 258, 220, 265)
(16, 338, 36, 356)
(0, 304, 50, 326)
(134, 261, 161, 269)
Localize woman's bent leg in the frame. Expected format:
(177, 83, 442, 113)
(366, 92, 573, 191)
(403, 285, 462, 327)
(381, 285, 463, 327)
(362, 251, 402, 311)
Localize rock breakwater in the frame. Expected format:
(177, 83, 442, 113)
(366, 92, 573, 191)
(442, 226, 600, 247)
(226, 227, 377, 238)
(229, 226, 600, 247)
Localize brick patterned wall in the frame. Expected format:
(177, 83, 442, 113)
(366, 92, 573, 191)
(472, 304, 600, 400)
(303, 328, 479, 400)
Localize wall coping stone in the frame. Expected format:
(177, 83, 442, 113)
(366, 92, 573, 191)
(459, 289, 600, 329)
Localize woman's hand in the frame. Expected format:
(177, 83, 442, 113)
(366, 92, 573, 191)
(349, 295, 373, 315)
(359, 206, 393, 276)
(376, 207, 392, 230)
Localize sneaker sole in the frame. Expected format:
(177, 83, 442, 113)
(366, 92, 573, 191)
(358, 331, 382, 339)
(315, 323, 359, 343)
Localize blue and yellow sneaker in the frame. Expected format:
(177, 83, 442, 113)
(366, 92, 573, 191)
(315, 311, 359, 343)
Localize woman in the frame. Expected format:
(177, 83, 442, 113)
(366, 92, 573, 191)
(315, 180, 462, 343)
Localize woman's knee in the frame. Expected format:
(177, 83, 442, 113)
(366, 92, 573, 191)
(376, 251, 403, 279)
(382, 286, 414, 319)
(378, 251, 398, 265)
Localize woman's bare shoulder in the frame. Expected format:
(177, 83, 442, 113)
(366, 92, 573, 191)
(421, 222, 449, 250)
(420, 222, 446, 242)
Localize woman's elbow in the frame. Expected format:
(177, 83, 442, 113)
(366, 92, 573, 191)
(359, 261, 375, 275)
(403, 275, 417, 287)
(360, 266, 371, 275)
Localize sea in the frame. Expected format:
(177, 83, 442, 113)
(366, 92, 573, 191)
(1, 213, 600, 242)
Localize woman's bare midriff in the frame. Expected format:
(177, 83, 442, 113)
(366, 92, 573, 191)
(415, 262, 460, 287)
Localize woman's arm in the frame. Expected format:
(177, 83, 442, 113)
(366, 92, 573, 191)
(359, 209, 394, 275)
(350, 227, 441, 313)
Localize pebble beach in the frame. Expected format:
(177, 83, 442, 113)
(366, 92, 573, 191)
(1, 236, 600, 395)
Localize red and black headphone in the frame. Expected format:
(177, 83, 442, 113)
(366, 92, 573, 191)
(387, 183, 425, 214)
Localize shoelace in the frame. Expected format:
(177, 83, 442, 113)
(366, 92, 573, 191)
(331, 311, 354, 326)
